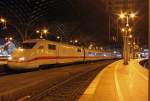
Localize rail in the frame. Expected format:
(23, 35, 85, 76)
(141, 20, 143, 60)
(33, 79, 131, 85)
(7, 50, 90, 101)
(17, 64, 104, 101)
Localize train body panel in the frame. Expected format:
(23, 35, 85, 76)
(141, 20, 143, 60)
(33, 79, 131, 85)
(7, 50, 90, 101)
(57, 45, 84, 63)
(84, 49, 113, 61)
(7, 39, 115, 70)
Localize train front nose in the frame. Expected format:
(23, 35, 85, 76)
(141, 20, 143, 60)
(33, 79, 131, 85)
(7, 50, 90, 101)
(8, 48, 27, 61)
(7, 48, 29, 69)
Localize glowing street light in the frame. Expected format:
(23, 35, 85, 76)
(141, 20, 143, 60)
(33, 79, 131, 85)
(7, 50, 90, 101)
(36, 30, 42, 38)
(36, 28, 48, 39)
(36, 30, 40, 33)
(128, 28, 132, 32)
(129, 34, 132, 38)
(119, 12, 136, 27)
(100, 47, 103, 50)
(43, 29, 48, 34)
(74, 40, 78, 43)
(119, 12, 125, 19)
(0, 18, 6, 23)
(57, 36, 60, 39)
(121, 28, 125, 32)
(0, 17, 7, 29)
(9, 37, 13, 41)
(121, 27, 132, 33)
(119, 11, 136, 65)
(70, 40, 73, 43)
(128, 42, 131, 45)
(130, 13, 136, 18)
(119, 12, 136, 20)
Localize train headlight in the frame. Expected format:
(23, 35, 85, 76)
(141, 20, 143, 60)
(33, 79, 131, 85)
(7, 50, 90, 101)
(18, 57, 25, 61)
(8, 56, 12, 60)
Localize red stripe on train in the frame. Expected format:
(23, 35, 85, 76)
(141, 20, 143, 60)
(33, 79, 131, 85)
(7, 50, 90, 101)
(8, 56, 113, 63)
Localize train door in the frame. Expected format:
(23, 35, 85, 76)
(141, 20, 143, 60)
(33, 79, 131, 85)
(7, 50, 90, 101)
(56, 43, 60, 64)
(47, 43, 57, 64)
(83, 48, 86, 63)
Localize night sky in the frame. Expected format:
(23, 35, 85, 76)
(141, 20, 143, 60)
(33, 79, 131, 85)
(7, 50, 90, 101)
(0, 0, 148, 48)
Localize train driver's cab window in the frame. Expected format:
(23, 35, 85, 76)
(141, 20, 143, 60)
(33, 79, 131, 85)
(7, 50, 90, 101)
(48, 44, 56, 50)
(77, 48, 81, 52)
(22, 42, 36, 49)
(38, 46, 44, 49)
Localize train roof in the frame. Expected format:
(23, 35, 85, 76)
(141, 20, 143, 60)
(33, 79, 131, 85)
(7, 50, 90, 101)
(23, 39, 82, 48)
(23, 39, 112, 53)
(23, 39, 46, 43)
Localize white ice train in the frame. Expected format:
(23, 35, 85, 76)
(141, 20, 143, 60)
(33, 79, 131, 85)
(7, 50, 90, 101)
(7, 39, 114, 70)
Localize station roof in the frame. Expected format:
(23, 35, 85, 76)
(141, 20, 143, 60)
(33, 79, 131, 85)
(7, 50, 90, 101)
(0, 0, 148, 47)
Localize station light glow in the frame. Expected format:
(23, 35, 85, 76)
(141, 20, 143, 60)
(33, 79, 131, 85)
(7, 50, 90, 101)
(121, 28, 125, 32)
(129, 34, 132, 38)
(130, 13, 136, 18)
(57, 36, 60, 39)
(128, 28, 132, 32)
(119, 12, 125, 19)
(0, 18, 6, 23)
(43, 29, 48, 34)
(36, 30, 40, 33)
(75, 40, 78, 43)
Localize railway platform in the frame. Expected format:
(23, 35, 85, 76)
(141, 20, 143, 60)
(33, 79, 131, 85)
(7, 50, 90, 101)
(79, 59, 148, 101)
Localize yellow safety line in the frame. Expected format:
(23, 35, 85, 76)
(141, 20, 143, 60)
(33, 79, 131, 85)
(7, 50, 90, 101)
(83, 62, 115, 95)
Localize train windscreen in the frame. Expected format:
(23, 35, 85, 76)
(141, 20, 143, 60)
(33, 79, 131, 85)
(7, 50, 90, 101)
(22, 42, 36, 49)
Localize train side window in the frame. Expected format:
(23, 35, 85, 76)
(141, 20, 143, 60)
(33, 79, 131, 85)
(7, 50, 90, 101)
(48, 44, 56, 50)
(77, 48, 81, 52)
(22, 42, 36, 49)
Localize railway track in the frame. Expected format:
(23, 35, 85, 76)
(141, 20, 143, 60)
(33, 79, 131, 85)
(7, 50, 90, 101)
(21, 61, 111, 101)
(0, 71, 17, 77)
(0, 72, 9, 76)
(0, 60, 115, 101)
(0, 65, 11, 76)
(0, 65, 22, 77)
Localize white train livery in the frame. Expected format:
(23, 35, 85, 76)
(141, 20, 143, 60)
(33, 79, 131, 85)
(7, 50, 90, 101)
(7, 39, 114, 70)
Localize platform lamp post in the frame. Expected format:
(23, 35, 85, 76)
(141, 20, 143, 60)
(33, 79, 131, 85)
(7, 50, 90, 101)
(36, 28, 48, 39)
(57, 35, 64, 42)
(121, 27, 132, 65)
(57, 36, 60, 40)
(132, 39, 136, 59)
(119, 12, 135, 65)
(36, 30, 41, 38)
(0, 17, 7, 29)
(74, 39, 78, 45)
(127, 31, 133, 61)
(129, 34, 133, 59)
(43, 29, 48, 39)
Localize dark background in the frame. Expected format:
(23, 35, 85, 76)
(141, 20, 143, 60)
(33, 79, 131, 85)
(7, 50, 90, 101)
(0, 0, 148, 48)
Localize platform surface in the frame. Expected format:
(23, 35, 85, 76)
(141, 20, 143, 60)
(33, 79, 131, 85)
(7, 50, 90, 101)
(79, 59, 148, 101)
